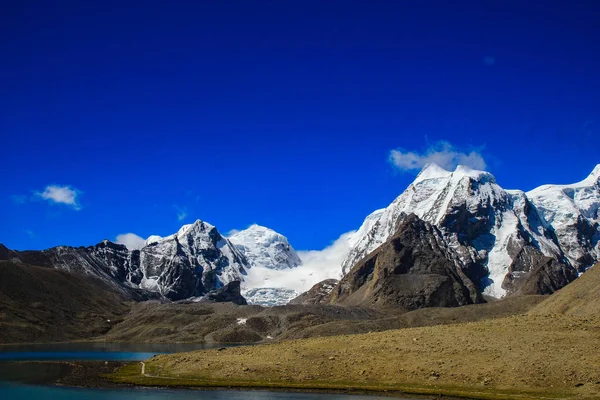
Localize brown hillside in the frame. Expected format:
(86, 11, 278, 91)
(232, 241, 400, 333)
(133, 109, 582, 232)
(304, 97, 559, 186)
(530, 263, 600, 317)
(0, 261, 131, 343)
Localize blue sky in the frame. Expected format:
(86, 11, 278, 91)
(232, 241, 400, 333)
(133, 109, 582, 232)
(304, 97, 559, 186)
(1, 1, 599, 251)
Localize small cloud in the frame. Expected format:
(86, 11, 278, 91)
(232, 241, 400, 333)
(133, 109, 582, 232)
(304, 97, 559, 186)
(115, 233, 146, 250)
(174, 205, 187, 222)
(11, 195, 27, 204)
(226, 228, 241, 237)
(35, 185, 82, 210)
(389, 141, 486, 172)
(483, 56, 496, 66)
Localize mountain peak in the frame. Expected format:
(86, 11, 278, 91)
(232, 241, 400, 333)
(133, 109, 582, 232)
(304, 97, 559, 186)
(245, 224, 276, 234)
(586, 164, 600, 184)
(452, 165, 496, 183)
(228, 224, 302, 270)
(413, 163, 452, 184)
(413, 163, 494, 185)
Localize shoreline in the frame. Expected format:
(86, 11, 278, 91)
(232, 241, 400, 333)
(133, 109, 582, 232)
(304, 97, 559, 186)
(1, 358, 592, 400)
(1, 360, 463, 399)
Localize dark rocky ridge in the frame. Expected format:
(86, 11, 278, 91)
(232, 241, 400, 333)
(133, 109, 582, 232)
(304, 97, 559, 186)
(329, 214, 483, 309)
(201, 280, 247, 305)
(0, 220, 249, 301)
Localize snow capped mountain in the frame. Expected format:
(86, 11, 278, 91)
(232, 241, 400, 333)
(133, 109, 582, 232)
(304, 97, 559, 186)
(343, 163, 599, 298)
(526, 166, 600, 270)
(227, 224, 306, 306)
(228, 224, 302, 270)
(7, 219, 250, 301)
(137, 220, 249, 299)
(5, 219, 307, 304)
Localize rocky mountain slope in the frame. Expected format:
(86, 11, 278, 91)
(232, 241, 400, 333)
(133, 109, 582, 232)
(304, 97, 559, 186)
(330, 214, 483, 309)
(343, 163, 599, 298)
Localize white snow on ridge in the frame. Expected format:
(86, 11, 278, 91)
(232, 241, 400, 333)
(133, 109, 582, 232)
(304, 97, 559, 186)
(342, 163, 600, 298)
(525, 164, 600, 269)
(228, 224, 302, 270)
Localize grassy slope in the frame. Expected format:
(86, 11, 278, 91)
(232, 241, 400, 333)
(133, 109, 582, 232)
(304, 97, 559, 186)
(112, 314, 600, 399)
(110, 265, 600, 399)
(0, 261, 131, 343)
(530, 264, 600, 317)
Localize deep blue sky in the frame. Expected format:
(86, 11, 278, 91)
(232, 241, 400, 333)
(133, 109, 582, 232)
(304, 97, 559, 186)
(1, 1, 599, 251)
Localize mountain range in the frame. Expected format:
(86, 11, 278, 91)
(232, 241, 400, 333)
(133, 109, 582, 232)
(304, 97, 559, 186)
(0, 222, 302, 301)
(1, 164, 598, 306)
(342, 163, 600, 299)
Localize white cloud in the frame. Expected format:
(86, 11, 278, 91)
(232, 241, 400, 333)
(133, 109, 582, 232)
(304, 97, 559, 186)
(35, 185, 81, 210)
(243, 231, 355, 293)
(174, 205, 187, 222)
(389, 141, 486, 172)
(115, 233, 146, 250)
(226, 228, 241, 236)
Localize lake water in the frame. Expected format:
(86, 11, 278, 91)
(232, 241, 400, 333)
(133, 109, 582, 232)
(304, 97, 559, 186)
(0, 343, 397, 400)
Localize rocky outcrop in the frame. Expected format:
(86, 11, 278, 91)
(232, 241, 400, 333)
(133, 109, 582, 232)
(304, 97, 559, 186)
(330, 214, 483, 310)
(202, 281, 248, 305)
(513, 257, 579, 296)
(289, 279, 338, 305)
(530, 263, 600, 317)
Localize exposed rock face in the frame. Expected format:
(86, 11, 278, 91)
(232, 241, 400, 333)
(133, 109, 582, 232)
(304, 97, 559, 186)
(343, 164, 600, 298)
(202, 281, 247, 305)
(330, 214, 483, 309)
(141, 221, 248, 300)
(228, 224, 302, 270)
(4, 240, 143, 298)
(290, 279, 338, 305)
(513, 257, 579, 296)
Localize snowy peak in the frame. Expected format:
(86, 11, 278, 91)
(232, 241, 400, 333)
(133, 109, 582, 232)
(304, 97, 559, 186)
(413, 163, 452, 184)
(343, 164, 599, 299)
(413, 163, 495, 185)
(145, 219, 217, 246)
(586, 164, 600, 184)
(525, 166, 600, 270)
(228, 224, 302, 270)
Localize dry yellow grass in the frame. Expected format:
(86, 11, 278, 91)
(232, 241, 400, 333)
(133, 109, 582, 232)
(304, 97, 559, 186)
(110, 263, 600, 399)
(112, 314, 600, 399)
